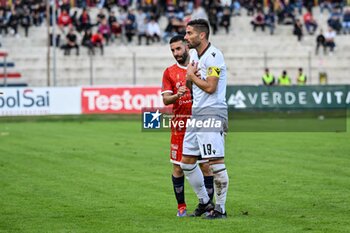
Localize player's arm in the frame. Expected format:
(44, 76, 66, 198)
(190, 75, 218, 94)
(162, 92, 179, 105)
(186, 80, 192, 90)
(162, 86, 187, 105)
(186, 62, 219, 94)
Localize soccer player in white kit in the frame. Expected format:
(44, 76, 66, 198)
(180, 19, 229, 219)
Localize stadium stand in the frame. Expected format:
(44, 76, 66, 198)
(0, 0, 349, 86)
(0, 51, 24, 86)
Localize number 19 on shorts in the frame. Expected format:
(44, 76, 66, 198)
(202, 144, 213, 156)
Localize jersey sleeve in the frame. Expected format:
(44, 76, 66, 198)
(205, 51, 225, 78)
(161, 68, 173, 95)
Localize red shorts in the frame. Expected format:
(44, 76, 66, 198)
(170, 131, 185, 165)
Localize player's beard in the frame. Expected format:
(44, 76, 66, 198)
(186, 38, 201, 49)
(176, 52, 188, 66)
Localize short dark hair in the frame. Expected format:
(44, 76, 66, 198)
(169, 34, 185, 44)
(187, 18, 210, 39)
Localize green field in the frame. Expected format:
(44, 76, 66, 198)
(0, 117, 350, 233)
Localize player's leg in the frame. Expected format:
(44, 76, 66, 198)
(199, 161, 214, 202)
(181, 155, 213, 217)
(172, 164, 187, 217)
(205, 158, 229, 219)
(197, 131, 229, 219)
(170, 132, 187, 217)
(181, 131, 213, 217)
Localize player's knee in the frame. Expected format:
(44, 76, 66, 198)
(181, 155, 198, 164)
(199, 162, 213, 176)
(180, 163, 197, 172)
(209, 158, 225, 165)
(210, 163, 226, 174)
(173, 164, 184, 176)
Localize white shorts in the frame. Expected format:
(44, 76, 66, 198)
(182, 131, 225, 159)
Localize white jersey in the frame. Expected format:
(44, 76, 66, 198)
(189, 44, 227, 118)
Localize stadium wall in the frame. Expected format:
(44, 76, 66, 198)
(0, 85, 349, 116)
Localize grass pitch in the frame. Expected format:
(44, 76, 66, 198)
(0, 117, 349, 233)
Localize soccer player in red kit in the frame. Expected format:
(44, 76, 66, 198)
(161, 35, 214, 217)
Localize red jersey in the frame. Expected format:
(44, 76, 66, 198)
(161, 63, 192, 132)
(58, 13, 72, 26)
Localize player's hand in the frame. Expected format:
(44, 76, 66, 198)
(177, 86, 187, 97)
(195, 69, 201, 79)
(186, 61, 198, 81)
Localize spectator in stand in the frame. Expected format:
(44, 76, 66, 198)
(294, 0, 303, 15)
(63, 26, 79, 56)
(81, 29, 94, 55)
(21, 7, 31, 37)
(175, 1, 186, 19)
(303, 9, 318, 35)
(162, 16, 178, 44)
(104, 0, 116, 12)
(246, 0, 254, 16)
(109, 11, 122, 42)
(127, 8, 137, 29)
(32, 3, 43, 26)
(8, 8, 20, 37)
(220, 0, 232, 9)
(96, 8, 106, 25)
(136, 7, 147, 24)
(220, 7, 231, 34)
(293, 19, 303, 41)
(342, 8, 350, 34)
(278, 70, 291, 86)
(277, 1, 295, 25)
(78, 8, 91, 33)
(98, 18, 111, 45)
(118, 0, 131, 9)
(320, 0, 333, 14)
(265, 9, 276, 35)
(147, 17, 161, 44)
(70, 9, 80, 30)
(58, 9, 72, 33)
(77, 0, 87, 8)
(138, 17, 149, 45)
(324, 27, 336, 54)
(328, 8, 342, 34)
(125, 18, 135, 43)
(191, 5, 208, 20)
(232, 0, 241, 16)
(60, 0, 71, 13)
(91, 30, 104, 55)
(0, 9, 8, 36)
(251, 9, 265, 32)
(208, 8, 218, 35)
(13, 0, 24, 17)
(315, 29, 326, 55)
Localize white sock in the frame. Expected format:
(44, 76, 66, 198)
(211, 163, 229, 213)
(181, 163, 210, 204)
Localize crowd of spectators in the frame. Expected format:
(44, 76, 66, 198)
(247, 0, 349, 55)
(0, 0, 349, 56)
